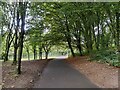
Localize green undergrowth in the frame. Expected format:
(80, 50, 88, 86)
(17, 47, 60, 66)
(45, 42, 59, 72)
(90, 49, 120, 67)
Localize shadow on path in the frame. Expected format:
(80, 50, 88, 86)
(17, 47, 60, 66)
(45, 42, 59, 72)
(33, 59, 101, 89)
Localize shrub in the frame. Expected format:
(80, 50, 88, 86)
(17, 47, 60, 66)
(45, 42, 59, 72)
(90, 49, 120, 67)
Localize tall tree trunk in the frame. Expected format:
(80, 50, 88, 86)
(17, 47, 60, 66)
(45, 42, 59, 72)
(4, 5, 15, 62)
(96, 12, 100, 50)
(73, 30, 82, 56)
(18, 36, 23, 74)
(17, 2, 26, 74)
(73, 22, 82, 56)
(116, 12, 120, 51)
(13, 5, 19, 65)
(65, 14, 75, 57)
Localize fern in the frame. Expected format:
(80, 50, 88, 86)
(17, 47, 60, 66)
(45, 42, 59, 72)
(90, 49, 120, 67)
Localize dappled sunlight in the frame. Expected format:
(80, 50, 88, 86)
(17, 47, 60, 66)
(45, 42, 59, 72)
(46, 55, 68, 59)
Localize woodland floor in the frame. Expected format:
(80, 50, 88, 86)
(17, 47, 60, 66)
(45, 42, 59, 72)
(2, 59, 48, 88)
(1, 56, 119, 88)
(66, 56, 119, 88)
(33, 59, 99, 88)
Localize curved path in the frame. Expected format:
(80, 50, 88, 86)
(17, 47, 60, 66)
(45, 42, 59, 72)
(33, 59, 100, 88)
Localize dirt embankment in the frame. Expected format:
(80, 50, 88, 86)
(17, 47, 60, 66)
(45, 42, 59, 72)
(2, 60, 48, 88)
(66, 56, 119, 88)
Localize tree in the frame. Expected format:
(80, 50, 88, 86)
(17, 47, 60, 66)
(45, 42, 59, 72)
(1, 2, 119, 74)
(12, 2, 20, 65)
(2, 3, 15, 62)
(17, 2, 27, 74)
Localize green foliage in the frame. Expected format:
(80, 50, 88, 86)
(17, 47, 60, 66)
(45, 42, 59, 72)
(1, 2, 120, 67)
(90, 49, 120, 67)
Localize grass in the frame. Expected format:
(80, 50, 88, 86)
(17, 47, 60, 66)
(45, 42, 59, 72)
(0, 54, 68, 61)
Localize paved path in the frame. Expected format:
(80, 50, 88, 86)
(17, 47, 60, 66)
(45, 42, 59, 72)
(33, 59, 100, 88)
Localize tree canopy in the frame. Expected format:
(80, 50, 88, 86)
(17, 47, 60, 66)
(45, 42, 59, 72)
(0, 2, 119, 74)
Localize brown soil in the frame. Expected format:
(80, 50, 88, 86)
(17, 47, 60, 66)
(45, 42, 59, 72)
(66, 56, 119, 88)
(2, 60, 48, 88)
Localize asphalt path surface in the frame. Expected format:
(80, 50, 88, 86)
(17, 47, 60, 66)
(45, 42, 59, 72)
(33, 59, 100, 89)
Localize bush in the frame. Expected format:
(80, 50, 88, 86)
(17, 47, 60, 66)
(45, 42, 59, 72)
(90, 49, 120, 67)
(1, 52, 6, 60)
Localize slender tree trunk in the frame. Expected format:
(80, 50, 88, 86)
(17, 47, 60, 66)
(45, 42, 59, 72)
(13, 46, 17, 65)
(17, 2, 26, 74)
(66, 38, 75, 57)
(13, 7, 19, 65)
(39, 47, 42, 59)
(83, 29, 90, 53)
(45, 51, 48, 59)
(101, 23, 106, 49)
(4, 5, 15, 62)
(73, 23, 82, 56)
(4, 36, 14, 62)
(4, 33, 12, 62)
(77, 42, 82, 56)
(4, 44, 10, 62)
(106, 20, 116, 46)
(86, 41, 90, 53)
(65, 14, 75, 57)
(73, 31, 82, 56)
(116, 12, 120, 51)
(35, 48, 37, 59)
(88, 26, 93, 52)
(33, 48, 35, 60)
(18, 37, 23, 74)
(27, 48, 30, 60)
(92, 23, 97, 50)
(96, 12, 100, 50)
(33, 46, 36, 60)
(106, 9, 117, 46)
